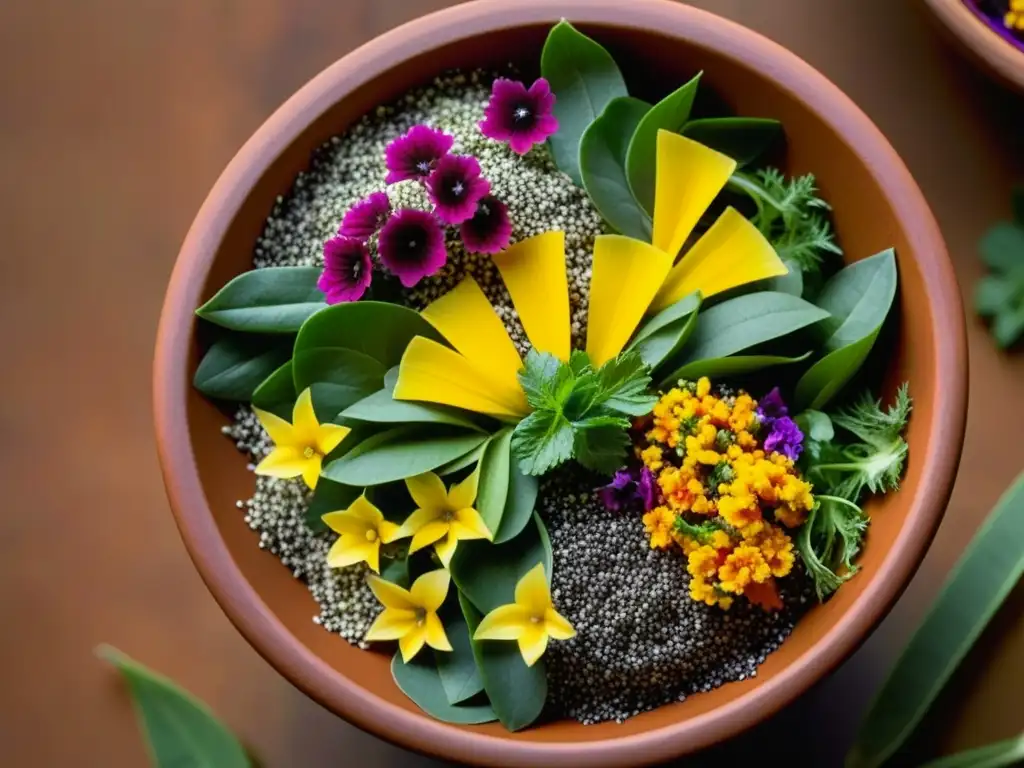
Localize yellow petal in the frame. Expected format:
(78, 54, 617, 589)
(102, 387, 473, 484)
(394, 336, 529, 418)
(473, 604, 531, 641)
(399, 624, 427, 662)
(420, 276, 523, 397)
(544, 608, 577, 640)
(434, 532, 459, 568)
(254, 446, 305, 479)
(316, 423, 351, 456)
(451, 507, 493, 541)
(252, 407, 296, 448)
(447, 468, 479, 511)
(410, 569, 451, 612)
(490, 232, 571, 361)
(424, 612, 452, 652)
(291, 387, 320, 446)
(517, 622, 549, 667)
(409, 521, 449, 553)
(651, 207, 787, 311)
(326, 534, 380, 572)
(399, 506, 444, 538)
(366, 573, 415, 610)
(378, 519, 404, 544)
(365, 607, 418, 641)
(515, 563, 552, 616)
(652, 131, 737, 258)
(585, 235, 673, 367)
(405, 473, 449, 514)
(322, 495, 380, 536)
(300, 456, 321, 490)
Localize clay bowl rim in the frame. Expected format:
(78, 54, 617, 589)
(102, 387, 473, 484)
(922, 0, 1024, 92)
(153, 0, 967, 765)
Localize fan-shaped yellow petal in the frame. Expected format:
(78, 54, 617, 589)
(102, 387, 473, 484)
(364, 607, 418, 641)
(586, 235, 673, 367)
(424, 612, 452, 652)
(514, 563, 553, 616)
(491, 232, 571, 361)
(409, 521, 450, 554)
(325, 534, 380, 572)
(410, 569, 451, 613)
(517, 622, 549, 667)
(651, 207, 787, 311)
(316, 423, 351, 456)
(474, 604, 531, 640)
(545, 608, 577, 640)
(254, 446, 305, 479)
(652, 131, 737, 259)
(291, 387, 320, 446)
(252, 407, 296, 448)
(394, 336, 529, 419)
(398, 624, 427, 662)
(434, 533, 459, 569)
(366, 574, 415, 611)
(405, 472, 449, 514)
(451, 507, 492, 541)
(447, 468, 479, 512)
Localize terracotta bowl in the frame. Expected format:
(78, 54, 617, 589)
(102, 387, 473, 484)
(922, 0, 1024, 91)
(153, 1, 967, 765)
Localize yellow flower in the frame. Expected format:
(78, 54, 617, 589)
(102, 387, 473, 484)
(718, 545, 772, 594)
(643, 506, 677, 549)
(690, 576, 733, 610)
(322, 496, 404, 574)
(253, 388, 350, 489)
(473, 563, 576, 667)
(695, 377, 712, 398)
(743, 521, 795, 578)
(364, 569, 453, 661)
(640, 444, 664, 471)
(399, 470, 492, 567)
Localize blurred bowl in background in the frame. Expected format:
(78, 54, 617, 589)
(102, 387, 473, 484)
(922, 0, 1024, 91)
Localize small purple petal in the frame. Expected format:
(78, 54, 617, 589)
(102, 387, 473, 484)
(377, 208, 447, 288)
(478, 77, 559, 155)
(339, 191, 392, 240)
(637, 467, 657, 511)
(763, 416, 804, 460)
(460, 194, 512, 254)
(318, 236, 373, 303)
(384, 125, 454, 184)
(425, 154, 491, 225)
(757, 387, 788, 421)
(598, 470, 637, 512)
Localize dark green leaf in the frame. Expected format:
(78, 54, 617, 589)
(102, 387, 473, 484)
(580, 96, 652, 239)
(510, 409, 574, 476)
(794, 410, 834, 443)
(193, 334, 292, 402)
(196, 266, 324, 333)
(518, 350, 571, 410)
(680, 117, 782, 167)
(435, 602, 485, 705)
(762, 259, 804, 296)
(305, 478, 362, 533)
(594, 352, 657, 416)
(380, 556, 409, 588)
(626, 73, 702, 215)
(993, 305, 1024, 348)
(979, 222, 1024, 272)
(627, 292, 702, 370)
(390, 652, 496, 725)
(323, 432, 489, 487)
(975, 274, 1019, 316)
(917, 734, 1024, 768)
(540, 19, 628, 186)
(292, 348, 386, 420)
(436, 442, 487, 476)
(573, 415, 631, 474)
(661, 352, 810, 386)
(847, 472, 1024, 768)
(250, 360, 296, 419)
(97, 645, 250, 768)
(339, 389, 483, 431)
(493, 461, 539, 545)
(476, 428, 512, 536)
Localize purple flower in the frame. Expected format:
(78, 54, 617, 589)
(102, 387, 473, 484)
(598, 467, 658, 512)
(637, 467, 657, 511)
(318, 236, 373, 303)
(384, 125, 454, 184)
(757, 387, 788, 421)
(479, 78, 558, 155)
(339, 191, 391, 240)
(377, 208, 447, 288)
(459, 194, 512, 254)
(763, 416, 804, 461)
(425, 154, 490, 225)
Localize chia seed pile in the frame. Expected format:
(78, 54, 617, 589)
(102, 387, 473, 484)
(225, 69, 811, 724)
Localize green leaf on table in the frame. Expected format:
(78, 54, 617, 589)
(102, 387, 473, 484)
(794, 249, 898, 411)
(250, 360, 296, 419)
(975, 215, 1024, 349)
(462, 594, 547, 732)
(435, 601, 485, 705)
(193, 333, 292, 402)
(292, 347, 386, 422)
(323, 431, 489, 487)
(540, 19, 628, 186)
(847, 471, 1024, 768)
(494, 459, 540, 545)
(917, 733, 1024, 768)
(626, 73, 702, 215)
(580, 96, 652, 239)
(979, 222, 1024, 272)
(97, 645, 250, 768)
(196, 266, 324, 333)
(626, 291, 702, 371)
(680, 117, 782, 167)
(391, 652, 496, 725)
(476, 428, 513, 536)
(340, 389, 484, 432)
(661, 352, 810, 385)
(305, 477, 363, 533)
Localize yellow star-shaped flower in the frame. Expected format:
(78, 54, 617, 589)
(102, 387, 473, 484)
(322, 496, 405, 574)
(398, 470, 493, 567)
(365, 569, 453, 662)
(253, 387, 350, 490)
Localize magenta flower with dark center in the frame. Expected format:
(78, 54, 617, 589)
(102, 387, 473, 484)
(459, 194, 512, 254)
(318, 236, 373, 303)
(479, 78, 559, 155)
(339, 191, 392, 240)
(425, 154, 491, 225)
(384, 125, 454, 184)
(377, 208, 447, 287)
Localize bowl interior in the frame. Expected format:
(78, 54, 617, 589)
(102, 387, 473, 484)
(923, 0, 1024, 91)
(185, 19, 938, 747)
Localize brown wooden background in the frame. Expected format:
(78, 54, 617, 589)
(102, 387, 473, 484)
(1, 0, 1023, 765)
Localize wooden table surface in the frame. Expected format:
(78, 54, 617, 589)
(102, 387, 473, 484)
(2, 1, 1023, 765)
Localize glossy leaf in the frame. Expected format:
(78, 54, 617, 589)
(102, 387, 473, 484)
(680, 117, 782, 167)
(196, 266, 324, 333)
(323, 432, 489, 487)
(97, 645, 250, 768)
(626, 73, 702, 215)
(193, 334, 292, 402)
(435, 441, 487, 476)
(391, 652, 496, 725)
(540, 20, 628, 186)
(661, 352, 810, 386)
(493, 461, 540, 545)
(762, 258, 804, 296)
(305, 477, 363, 533)
(292, 347, 386, 421)
(435, 601, 485, 705)
(847, 472, 1024, 768)
(626, 291, 702, 371)
(580, 96, 652, 239)
(476, 428, 513, 536)
(340, 389, 483, 432)
(918, 734, 1024, 768)
(250, 360, 296, 419)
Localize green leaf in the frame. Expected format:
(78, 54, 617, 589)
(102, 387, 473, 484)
(626, 73, 702, 215)
(434, 601, 485, 705)
(305, 478, 363, 533)
(580, 96, 652, 239)
(510, 409, 574, 476)
(196, 266, 324, 333)
(436, 441, 487, 476)
(339, 389, 484, 432)
(383, 366, 400, 391)
(847, 472, 1024, 768)
(762, 258, 804, 296)
(627, 292, 702, 370)
(593, 352, 657, 416)
(493, 461, 540, 545)
(462, 595, 547, 732)
(573, 414, 631, 474)
(979, 222, 1024, 272)
(993, 305, 1024, 348)
(380, 555, 409, 588)
(975, 274, 1019, 316)
(680, 117, 782, 167)
(323, 432, 489, 487)
(193, 334, 292, 402)
(97, 645, 250, 768)
(390, 652, 496, 725)
(294, 301, 443, 370)
(292, 348, 386, 421)
(476, 428, 513, 536)
(917, 734, 1024, 768)
(540, 19, 628, 187)
(794, 410, 834, 443)
(661, 352, 810, 385)
(794, 249, 898, 411)
(250, 360, 296, 419)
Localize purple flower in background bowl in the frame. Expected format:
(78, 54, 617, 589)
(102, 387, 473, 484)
(377, 208, 447, 287)
(460, 194, 512, 254)
(479, 78, 558, 155)
(384, 125, 454, 184)
(425, 154, 490, 225)
(339, 191, 392, 240)
(318, 236, 373, 303)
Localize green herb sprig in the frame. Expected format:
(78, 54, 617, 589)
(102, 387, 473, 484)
(975, 187, 1024, 349)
